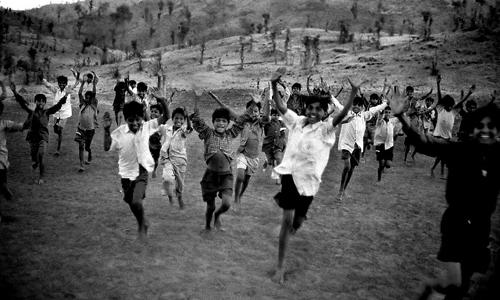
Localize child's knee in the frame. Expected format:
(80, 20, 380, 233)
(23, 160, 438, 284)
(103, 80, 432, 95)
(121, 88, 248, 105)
(385, 161, 392, 168)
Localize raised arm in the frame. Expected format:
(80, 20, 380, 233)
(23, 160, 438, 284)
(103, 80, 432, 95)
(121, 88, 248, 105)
(262, 88, 270, 122)
(436, 74, 442, 104)
(453, 84, 475, 109)
(78, 78, 85, 106)
(331, 78, 359, 127)
(151, 90, 171, 125)
(306, 74, 312, 95)
(42, 78, 58, 93)
(10, 82, 33, 113)
(271, 79, 287, 115)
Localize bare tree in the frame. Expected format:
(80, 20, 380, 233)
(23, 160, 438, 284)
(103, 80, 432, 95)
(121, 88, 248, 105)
(284, 28, 290, 64)
(351, 0, 358, 20)
(262, 13, 270, 33)
(88, 0, 94, 15)
(199, 40, 206, 64)
(421, 11, 433, 41)
(97, 2, 109, 17)
(74, 3, 85, 18)
(167, 1, 174, 15)
(56, 6, 64, 23)
(239, 36, 245, 70)
(158, 0, 164, 19)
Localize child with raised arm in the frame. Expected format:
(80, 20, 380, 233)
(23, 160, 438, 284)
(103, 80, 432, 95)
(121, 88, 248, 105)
(389, 87, 500, 300)
(42, 70, 80, 156)
(10, 83, 68, 184)
(75, 73, 98, 172)
(270, 68, 357, 284)
(0, 81, 31, 222)
(104, 93, 169, 239)
(262, 107, 286, 184)
(113, 80, 128, 126)
(149, 91, 175, 179)
(209, 91, 268, 209)
(158, 105, 192, 209)
(336, 87, 388, 203)
(373, 106, 400, 182)
(190, 91, 251, 231)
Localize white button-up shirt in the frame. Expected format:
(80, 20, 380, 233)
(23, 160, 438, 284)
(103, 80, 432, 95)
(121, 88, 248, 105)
(274, 110, 337, 196)
(43, 79, 78, 119)
(110, 119, 159, 180)
(374, 117, 398, 150)
(338, 102, 387, 153)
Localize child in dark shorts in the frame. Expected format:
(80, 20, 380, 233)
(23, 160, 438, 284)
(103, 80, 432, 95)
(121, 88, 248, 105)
(113, 81, 127, 126)
(75, 73, 98, 172)
(262, 108, 286, 184)
(373, 106, 399, 182)
(390, 87, 500, 300)
(269, 68, 358, 284)
(190, 90, 251, 231)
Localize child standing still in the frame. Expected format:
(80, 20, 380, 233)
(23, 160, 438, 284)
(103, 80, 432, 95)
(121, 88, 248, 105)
(158, 106, 192, 209)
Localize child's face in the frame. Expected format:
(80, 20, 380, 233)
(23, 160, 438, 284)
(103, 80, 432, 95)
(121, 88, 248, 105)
(466, 102, 477, 112)
(172, 113, 185, 128)
(352, 103, 363, 114)
(305, 102, 325, 124)
(86, 76, 92, 83)
(406, 90, 414, 98)
(150, 107, 161, 119)
(247, 105, 260, 120)
(126, 115, 144, 133)
(370, 97, 379, 105)
(383, 108, 391, 119)
(425, 99, 433, 107)
(292, 87, 300, 95)
(58, 81, 67, 90)
(213, 118, 229, 133)
(138, 90, 146, 99)
(472, 116, 498, 145)
(271, 113, 279, 121)
(36, 99, 46, 110)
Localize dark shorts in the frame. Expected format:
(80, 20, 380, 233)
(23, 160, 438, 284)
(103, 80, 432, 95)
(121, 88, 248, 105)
(437, 207, 491, 273)
(375, 145, 394, 161)
(341, 145, 361, 167)
(74, 128, 95, 148)
(113, 103, 124, 112)
(200, 169, 233, 201)
(404, 136, 412, 146)
(149, 147, 160, 164)
(0, 168, 7, 185)
(120, 165, 148, 204)
(274, 175, 313, 218)
(29, 140, 47, 164)
(264, 149, 283, 165)
(53, 118, 67, 134)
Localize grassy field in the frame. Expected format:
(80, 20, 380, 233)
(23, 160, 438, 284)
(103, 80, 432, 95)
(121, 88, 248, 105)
(0, 89, 453, 299)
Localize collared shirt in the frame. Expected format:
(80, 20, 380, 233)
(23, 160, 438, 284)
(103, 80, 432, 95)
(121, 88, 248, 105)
(239, 120, 264, 159)
(0, 120, 24, 169)
(374, 117, 399, 150)
(433, 106, 455, 139)
(274, 110, 337, 196)
(338, 102, 387, 153)
(43, 79, 78, 119)
(158, 120, 192, 163)
(191, 112, 249, 163)
(263, 119, 286, 151)
(110, 118, 159, 180)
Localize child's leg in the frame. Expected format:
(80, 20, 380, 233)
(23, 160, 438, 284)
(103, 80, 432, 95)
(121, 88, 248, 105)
(377, 160, 384, 182)
(114, 111, 120, 126)
(85, 130, 94, 162)
(431, 157, 441, 176)
(162, 161, 176, 204)
(338, 154, 351, 198)
(234, 168, 246, 204)
(0, 169, 13, 201)
(204, 196, 216, 230)
(78, 141, 85, 171)
(274, 209, 294, 284)
(214, 190, 231, 230)
(174, 165, 186, 209)
(38, 141, 47, 183)
(54, 122, 63, 154)
(239, 175, 251, 198)
(121, 170, 149, 237)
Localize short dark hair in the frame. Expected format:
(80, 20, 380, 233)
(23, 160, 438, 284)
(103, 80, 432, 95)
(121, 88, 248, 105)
(406, 86, 414, 93)
(84, 91, 95, 99)
(86, 73, 94, 80)
(292, 83, 302, 90)
(123, 101, 144, 119)
(425, 97, 434, 102)
(137, 82, 147, 92)
(465, 99, 477, 108)
(271, 108, 279, 115)
(172, 107, 187, 118)
(34, 94, 47, 102)
(129, 80, 136, 86)
(353, 96, 365, 107)
(246, 100, 261, 110)
(57, 76, 68, 84)
(442, 95, 455, 108)
(150, 104, 163, 114)
(303, 95, 330, 112)
(370, 93, 379, 100)
(212, 107, 231, 122)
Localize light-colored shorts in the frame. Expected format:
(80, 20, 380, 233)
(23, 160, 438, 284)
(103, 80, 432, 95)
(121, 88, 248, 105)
(161, 156, 187, 195)
(236, 153, 259, 175)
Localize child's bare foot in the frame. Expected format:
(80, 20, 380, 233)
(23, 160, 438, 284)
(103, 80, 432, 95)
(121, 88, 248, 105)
(200, 228, 212, 235)
(272, 268, 286, 285)
(214, 218, 225, 231)
(53, 151, 60, 157)
(84, 160, 91, 165)
(78, 166, 85, 173)
(37, 178, 44, 185)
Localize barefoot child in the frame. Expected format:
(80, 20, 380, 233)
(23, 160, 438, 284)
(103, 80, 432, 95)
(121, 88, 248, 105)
(148, 104, 163, 178)
(42, 71, 80, 156)
(262, 108, 286, 184)
(373, 106, 400, 182)
(104, 94, 169, 239)
(0, 81, 31, 222)
(270, 69, 357, 284)
(158, 106, 192, 209)
(113, 80, 127, 126)
(75, 73, 98, 172)
(390, 87, 500, 300)
(190, 90, 251, 231)
(11, 82, 68, 184)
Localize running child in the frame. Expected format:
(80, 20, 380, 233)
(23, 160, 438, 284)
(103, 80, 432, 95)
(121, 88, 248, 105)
(158, 105, 192, 209)
(75, 72, 98, 172)
(373, 106, 400, 182)
(389, 87, 500, 300)
(104, 93, 169, 239)
(270, 68, 358, 284)
(262, 108, 286, 184)
(149, 91, 175, 178)
(42, 71, 80, 156)
(0, 81, 31, 222)
(113, 80, 128, 126)
(10, 82, 68, 184)
(190, 90, 251, 231)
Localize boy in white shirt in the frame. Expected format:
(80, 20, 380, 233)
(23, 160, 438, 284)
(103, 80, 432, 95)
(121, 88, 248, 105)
(105, 95, 169, 239)
(374, 106, 400, 181)
(336, 94, 387, 202)
(158, 106, 192, 209)
(269, 68, 358, 284)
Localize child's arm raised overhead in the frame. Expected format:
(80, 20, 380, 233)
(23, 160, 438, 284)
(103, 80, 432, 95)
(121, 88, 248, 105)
(207, 91, 238, 120)
(271, 74, 288, 115)
(331, 78, 359, 127)
(151, 89, 171, 125)
(261, 86, 271, 123)
(41, 76, 58, 93)
(10, 82, 33, 113)
(190, 90, 211, 139)
(306, 74, 312, 95)
(78, 77, 85, 107)
(436, 74, 443, 105)
(453, 84, 475, 109)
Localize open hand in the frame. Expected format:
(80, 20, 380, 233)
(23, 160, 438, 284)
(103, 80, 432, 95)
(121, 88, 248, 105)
(388, 86, 408, 116)
(271, 67, 286, 83)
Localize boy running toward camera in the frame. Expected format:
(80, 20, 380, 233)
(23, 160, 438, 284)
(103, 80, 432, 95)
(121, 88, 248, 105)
(75, 73, 98, 172)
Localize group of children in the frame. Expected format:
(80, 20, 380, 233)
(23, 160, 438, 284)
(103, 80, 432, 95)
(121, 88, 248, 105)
(1, 65, 499, 299)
